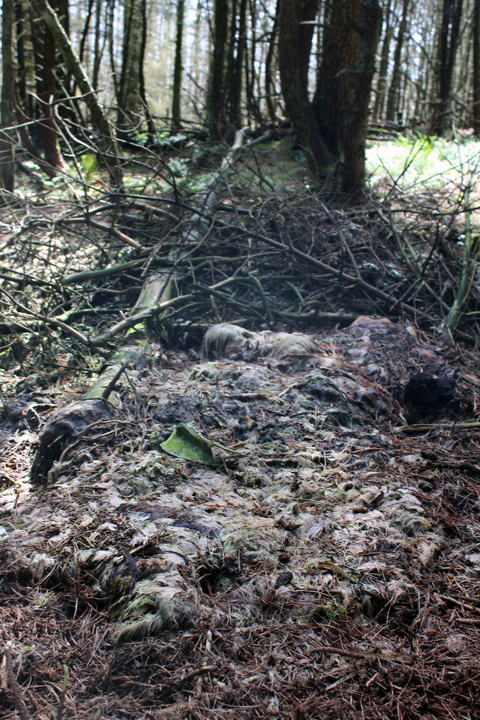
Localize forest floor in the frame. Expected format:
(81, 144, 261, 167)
(1, 136, 480, 719)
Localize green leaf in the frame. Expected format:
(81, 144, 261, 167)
(161, 422, 237, 466)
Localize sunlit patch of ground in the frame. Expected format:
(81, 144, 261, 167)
(367, 134, 480, 228)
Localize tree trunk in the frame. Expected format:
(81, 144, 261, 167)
(372, 0, 393, 121)
(265, 0, 279, 122)
(278, 0, 329, 174)
(314, 0, 382, 192)
(40, 0, 69, 174)
(171, 0, 185, 133)
(473, 0, 480, 134)
(244, 0, 262, 125)
(412, 16, 430, 124)
(33, 0, 122, 186)
(117, 0, 148, 132)
(92, 0, 104, 91)
(78, 0, 94, 64)
(436, 0, 464, 135)
(225, 0, 239, 127)
(455, 18, 471, 128)
(206, 0, 229, 138)
(138, 0, 155, 142)
(299, 0, 318, 86)
(341, 0, 382, 191)
(190, 0, 202, 92)
(107, 0, 118, 102)
(228, 0, 247, 128)
(0, 0, 15, 193)
(385, 0, 410, 122)
(16, 0, 36, 121)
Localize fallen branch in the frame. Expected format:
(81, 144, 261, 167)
(178, 665, 216, 685)
(62, 255, 224, 285)
(90, 276, 239, 347)
(400, 421, 480, 434)
(305, 645, 369, 661)
(56, 205, 143, 248)
(78, 216, 142, 249)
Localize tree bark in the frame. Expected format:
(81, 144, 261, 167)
(32, 0, 122, 186)
(16, 0, 36, 121)
(78, 0, 94, 64)
(244, 0, 262, 125)
(206, 0, 229, 138)
(107, 0, 118, 102)
(435, 0, 464, 135)
(314, 0, 382, 192)
(171, 0, 185, 132)
(299, 0, 318, 86)
(385, 0, 410, 122)
(228, 0, 247, 128)
(412, 15, 430, 125)
(117, 0, 148, 132)
(39, 0, 69, 174)
(278, 0, 330, 173)
(138, 0, 155, 142)
(341, 0, 382, 191)
(0, 0, 16, 193)
(225, 0, 239, 127)
(265, 0, 279, 122)
(92, 0, 104, 91)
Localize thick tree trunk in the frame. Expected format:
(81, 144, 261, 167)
(171, 0, 185, 132)
(385, 0, 410, 122)
(0, 0, 16, 193)
(206, 0, 229, 138)
(314, 0, 382, 192)
(278, 0, 330, 174)
(473, 0, 480, 134)
(341, 0, 382, 191)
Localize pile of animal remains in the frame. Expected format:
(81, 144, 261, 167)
(1, 316, 480, 719)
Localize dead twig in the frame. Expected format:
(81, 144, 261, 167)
(178, 665, 216, 685)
